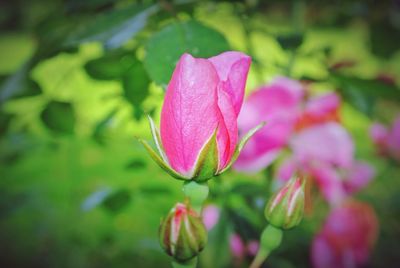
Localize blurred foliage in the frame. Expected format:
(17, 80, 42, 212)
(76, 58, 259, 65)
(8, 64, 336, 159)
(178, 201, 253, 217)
(0, 0, 400, 267)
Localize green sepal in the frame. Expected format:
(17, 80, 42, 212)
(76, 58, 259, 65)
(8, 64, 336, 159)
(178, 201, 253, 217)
(220, 121, 266, 173)
(191, 128, 219, 182)
(147, 115, 168, 163)
(173, 215, 207, 262)
(265, 176, 305, 230)
(138, 138, 189, 181)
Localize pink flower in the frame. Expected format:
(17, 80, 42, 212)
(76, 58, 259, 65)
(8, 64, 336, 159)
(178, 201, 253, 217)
(388, 117, 400, 159)
(278, 123, 374, 205)
(296, 92, 341, 130)
(370, 123, 389, 145)
(161, 52, 251, 174)
(202, 204, 220, 231)
(140, 52, 261, 182)
(234, 77, 304, 172)
(233, 76, 374, 204)
(311, 201, 379, 268)
(247, 240, 260, 256)
(370, 116, 400, 162)
(290, 122, 354, 168)
(229, 234, 260, 259)
(230, 233, 246, 259)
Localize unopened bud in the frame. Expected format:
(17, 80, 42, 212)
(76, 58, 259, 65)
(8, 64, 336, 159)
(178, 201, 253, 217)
(159, 202, 207, 263)
(265, 176, 305, 229)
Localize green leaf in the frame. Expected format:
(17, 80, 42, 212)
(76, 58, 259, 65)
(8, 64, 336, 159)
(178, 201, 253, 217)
(370, 19, 400, 59)
(84, 50, 137, 80)
(231, 182, 267, 197)
(0, 111, 12, 136)
(122, 59, 150, 106)
(220, 122, 265, 173)
(139, 184, 171, 195)
(331, 73, 400, 116)
(138, 138, 189, 181)
(41, 101, 76, 134)
(102, 189, 131, 213)
(0, 73, 41, 101)
(0, 62, 30, 103)
(85, 51, 150, 120)
(277, 33, 303, 50)
(144, 20, 230, 87)
(191, 129, 219, 182)
(64, 4, 159, 49)
(93, 108, 118, 144)
(125, 159, 146, 170)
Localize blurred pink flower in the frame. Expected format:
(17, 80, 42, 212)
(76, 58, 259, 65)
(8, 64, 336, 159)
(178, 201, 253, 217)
(311, 200, 379, 268)
(296, 92, 341, 131)
(370, 116, 400, 162)
(229, 234, 260, 259)
(202, 204, 220, 231)
(277, 123, 374, 205)
(290, 122, 354, 168)
(234, 77, 304, 172)
(230, 233, 246, 259)
(160, 52, 251, 176)
(247, 240, 260, 256)
(233, 76, 374, 204)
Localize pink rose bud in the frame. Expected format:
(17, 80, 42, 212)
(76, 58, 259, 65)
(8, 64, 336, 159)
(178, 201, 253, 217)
(265, 176, 305, 229)
(140, 52, 264, 182)
(159, 202, 207, 263)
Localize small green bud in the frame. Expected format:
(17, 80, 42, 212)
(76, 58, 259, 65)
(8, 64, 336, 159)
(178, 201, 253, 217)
(159, 202, 207, 263)
(265, 176, 305, 230)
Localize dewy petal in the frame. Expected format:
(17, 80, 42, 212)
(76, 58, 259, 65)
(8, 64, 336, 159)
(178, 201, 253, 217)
(160, 53, 221, 175)
(209, 51, 251, 115)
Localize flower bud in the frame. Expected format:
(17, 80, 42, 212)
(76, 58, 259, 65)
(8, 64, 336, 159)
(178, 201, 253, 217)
(139, 53, 266, 183)
(265, 176, 305, 229)
(159, 202, 207, 263)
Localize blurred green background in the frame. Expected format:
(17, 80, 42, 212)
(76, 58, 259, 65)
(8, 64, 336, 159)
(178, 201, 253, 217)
(0, 0, 400, 267)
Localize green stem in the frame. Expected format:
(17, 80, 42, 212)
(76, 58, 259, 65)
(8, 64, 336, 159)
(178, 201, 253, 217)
(249, 225, 283, 268)
(249, 249, 270, 268)
(182, 181, 209, 214)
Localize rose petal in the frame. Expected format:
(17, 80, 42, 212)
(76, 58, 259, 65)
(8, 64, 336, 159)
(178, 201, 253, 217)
(209, 51, 251, 115)
(160, 53, 221, 174)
